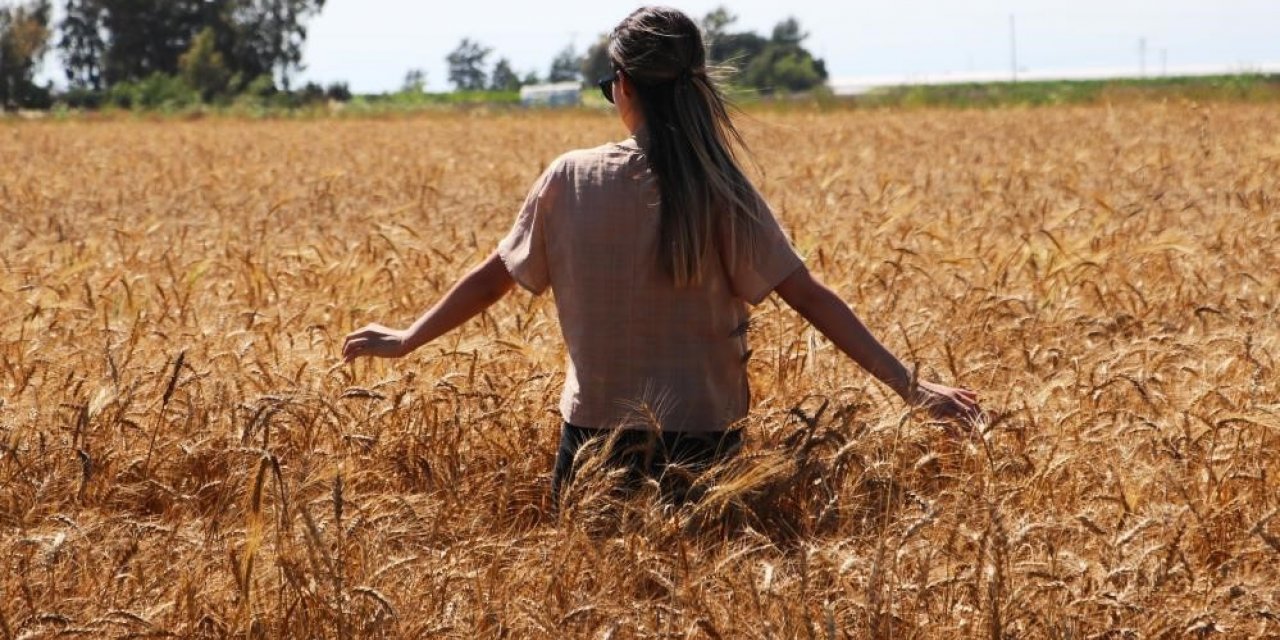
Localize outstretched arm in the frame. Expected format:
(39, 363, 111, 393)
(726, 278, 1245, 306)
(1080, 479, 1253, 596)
(342, 250, 515, 362)
(774, 265, 980, 421)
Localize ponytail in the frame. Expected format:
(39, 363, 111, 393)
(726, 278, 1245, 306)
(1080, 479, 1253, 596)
(609, 7, 765, 286)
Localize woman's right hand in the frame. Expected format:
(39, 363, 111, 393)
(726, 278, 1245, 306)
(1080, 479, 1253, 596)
(907, 380, 983, 424)
(342, 323, 411, 362)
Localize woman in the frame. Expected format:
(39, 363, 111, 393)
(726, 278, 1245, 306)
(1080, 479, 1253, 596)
(342, 7, 980, 502)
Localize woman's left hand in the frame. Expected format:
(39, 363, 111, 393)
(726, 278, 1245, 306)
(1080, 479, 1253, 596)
(342, 323, 411, 362)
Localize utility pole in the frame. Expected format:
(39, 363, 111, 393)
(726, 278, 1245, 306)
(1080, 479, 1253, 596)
(1139, 37, 1147, 77)
(1161, 48, 1168, 76)
(1009, 14, 1018, 82)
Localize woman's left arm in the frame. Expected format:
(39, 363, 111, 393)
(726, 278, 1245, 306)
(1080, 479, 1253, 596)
(342, 250, 515, 362)
(774, 265, 981, 421)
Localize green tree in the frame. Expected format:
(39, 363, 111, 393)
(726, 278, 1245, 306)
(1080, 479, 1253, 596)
(489, 57, 520, 91)
(446, 38, 489, 90)
(694, 8, 826, 94)
(546, 44, 579, 83)
(743, 47, 824, 93)
(700, 6, 766, 72)
(55, 0, 326, 97)
(770, 17, 806, 47)
(0, 0, 52, 109)
(58, 0, 104, 89)
(701, 6, 735, 42)
(324, 80, 348, 101)
(742, 16, 827, 93)
(93, 0, 209, 85)
(180, 26, 230, 100)
(402, 68, 425, 92)
(230, 0, 326, 91)
(107, 70, 196, 109)
(579, 34, 610, 84)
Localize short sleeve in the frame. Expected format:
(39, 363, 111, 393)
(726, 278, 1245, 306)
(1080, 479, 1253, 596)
(723, 193, 805, 305)
(498, 159, 564, 295)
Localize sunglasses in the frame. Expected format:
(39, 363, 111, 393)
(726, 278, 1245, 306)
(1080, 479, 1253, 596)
(598, 70, 618, 104)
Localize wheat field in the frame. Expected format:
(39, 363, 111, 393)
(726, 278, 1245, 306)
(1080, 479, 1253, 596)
(1, 103, 1278, 638)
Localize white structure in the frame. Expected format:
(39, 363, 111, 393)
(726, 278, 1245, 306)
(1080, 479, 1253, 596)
(520, 82, 583, 107)
(828, 62, 1280, 96)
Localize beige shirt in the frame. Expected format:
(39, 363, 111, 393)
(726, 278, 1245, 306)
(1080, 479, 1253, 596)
(498, 135, 803, 432)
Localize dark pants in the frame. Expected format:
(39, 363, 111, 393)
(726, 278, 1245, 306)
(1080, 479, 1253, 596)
(551, 422, 743, 505)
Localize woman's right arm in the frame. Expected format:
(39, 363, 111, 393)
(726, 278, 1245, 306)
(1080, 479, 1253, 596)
(773, 265, 980, 421)
(341, 250, 514, 362)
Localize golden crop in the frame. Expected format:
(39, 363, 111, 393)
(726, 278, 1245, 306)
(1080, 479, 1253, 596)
(1, 104, 1278, 638)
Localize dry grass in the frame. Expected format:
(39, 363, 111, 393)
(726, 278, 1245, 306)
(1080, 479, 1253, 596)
(1, 103, 1278, 638)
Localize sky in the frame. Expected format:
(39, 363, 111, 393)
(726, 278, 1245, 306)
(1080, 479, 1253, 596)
(31, 0, 1280, 92)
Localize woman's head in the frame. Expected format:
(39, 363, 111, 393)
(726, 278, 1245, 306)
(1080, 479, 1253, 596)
(606, 6, 764, 287)
(608, 7, 706, 87)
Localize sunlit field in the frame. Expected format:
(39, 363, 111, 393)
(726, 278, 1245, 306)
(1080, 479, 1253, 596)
(2, 103, 1278, 638)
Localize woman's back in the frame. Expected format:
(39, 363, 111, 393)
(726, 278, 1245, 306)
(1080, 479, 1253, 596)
(499, 135, 802, 432)
(342, 5, 980, 503)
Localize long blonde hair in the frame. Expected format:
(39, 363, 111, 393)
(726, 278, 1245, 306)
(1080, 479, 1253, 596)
(608, 6, 764, 286)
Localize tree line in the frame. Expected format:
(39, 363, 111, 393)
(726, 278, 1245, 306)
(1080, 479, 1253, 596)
(1, 0, 336, 110)
(440, 8, 827, 95)
(0, 2, 827, 111)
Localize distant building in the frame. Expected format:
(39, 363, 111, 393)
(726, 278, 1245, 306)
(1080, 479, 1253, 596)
(828, 62, 1280, 96)
(520, 82, 582, 107)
